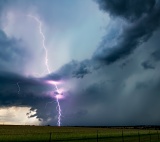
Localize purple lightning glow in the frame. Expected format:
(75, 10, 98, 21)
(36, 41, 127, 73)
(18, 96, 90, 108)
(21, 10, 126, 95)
(28, 14, 62, 126)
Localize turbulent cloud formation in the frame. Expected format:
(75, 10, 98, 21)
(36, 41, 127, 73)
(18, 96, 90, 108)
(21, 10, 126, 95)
(93, 0, 160, 64)
(0, 30, 29, 74)
(0, 71, 60, 124)
(151, 50, 160, 62)
(0, 0, 160, 126)
(96, 0, 156, 21)
(141, 60, 155, 70)
(55, 60, 92, 79)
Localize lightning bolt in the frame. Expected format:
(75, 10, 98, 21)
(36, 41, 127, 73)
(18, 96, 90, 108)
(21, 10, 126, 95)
(28, 15, 50, 73)
(28, 14, 62, 126)
(56, 96, 61, 126)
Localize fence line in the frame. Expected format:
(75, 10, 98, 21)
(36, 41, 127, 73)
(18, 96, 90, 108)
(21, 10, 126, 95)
(0, 130, 160, 142)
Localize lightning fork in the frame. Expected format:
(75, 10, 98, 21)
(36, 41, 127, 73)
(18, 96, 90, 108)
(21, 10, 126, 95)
(28, 14, 62, 126)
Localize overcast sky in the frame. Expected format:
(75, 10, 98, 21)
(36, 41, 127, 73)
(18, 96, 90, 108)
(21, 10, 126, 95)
(0, 0, 160, 126)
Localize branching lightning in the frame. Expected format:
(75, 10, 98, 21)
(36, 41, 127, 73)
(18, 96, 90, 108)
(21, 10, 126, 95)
(28, 14, 62, 126)
(28, 15, 50, 73)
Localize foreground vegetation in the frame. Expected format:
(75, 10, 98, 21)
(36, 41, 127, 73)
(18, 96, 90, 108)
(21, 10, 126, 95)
(0, 125, 160, 141)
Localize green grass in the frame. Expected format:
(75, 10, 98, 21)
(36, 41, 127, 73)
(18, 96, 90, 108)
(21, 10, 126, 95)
(0, 125, 160, 141)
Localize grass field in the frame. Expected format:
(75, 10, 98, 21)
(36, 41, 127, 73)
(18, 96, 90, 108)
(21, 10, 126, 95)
(0, 125, 160, 142)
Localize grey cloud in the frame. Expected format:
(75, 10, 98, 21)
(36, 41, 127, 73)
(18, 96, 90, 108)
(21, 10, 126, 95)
(1, 0, 160, 126)
(19, 0, 160, 125)
(0, 71, 60, 124)
(44, 73, 61, 81)
(93, 0, 160, 65)
(96, 0, 156, 22)
(141, 60, 155, 70)
(0, 30, 30, 74)
(46, 60, 92, 80)
(46, 0, 160, 77)
(72, 60, 91, 78)
(151, 50, 160, 61)
(60, 29, 160, 125)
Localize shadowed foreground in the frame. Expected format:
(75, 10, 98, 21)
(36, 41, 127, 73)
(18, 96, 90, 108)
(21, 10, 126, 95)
(0, 125, 160, 142)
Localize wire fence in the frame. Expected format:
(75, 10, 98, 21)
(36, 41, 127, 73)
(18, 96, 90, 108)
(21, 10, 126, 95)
(0, 130, 160, 142)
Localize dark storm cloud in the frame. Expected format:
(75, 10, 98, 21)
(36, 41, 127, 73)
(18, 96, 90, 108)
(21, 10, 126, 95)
(0, 71, 59, 124)
(151, 50, 160, 61)
(96, 0, 156, 21)
(0, 71, 53, 99)
(72, 60, 91, 78)
(44, 0, 160, 78)
(1, 0, 160, 126)
(0, 30, 29, 74)
(141, 60, 155, 70)
(0, 71, 43, 86)
(18, 0, 160, 125)
(46, 60, 92, 80)
(62, 53, 160, 126)
(93, 0, 160, 64)
(0, 0, 50, 123)
(44, 27, 160, 126)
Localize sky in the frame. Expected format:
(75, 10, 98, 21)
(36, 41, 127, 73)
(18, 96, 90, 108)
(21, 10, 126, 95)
(0, 0, 160, 126)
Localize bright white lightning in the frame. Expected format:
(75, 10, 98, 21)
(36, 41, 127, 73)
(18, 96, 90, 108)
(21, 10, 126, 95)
(28, 15, 50, 74)
(28, 14, 62, 126)
(56, 96, 61, 127)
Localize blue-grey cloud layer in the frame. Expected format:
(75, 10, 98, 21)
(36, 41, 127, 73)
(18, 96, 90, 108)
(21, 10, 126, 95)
(1, 0, 160, 126)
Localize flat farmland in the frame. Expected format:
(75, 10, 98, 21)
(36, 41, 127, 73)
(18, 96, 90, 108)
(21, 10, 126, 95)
(0, 125, 160, 142)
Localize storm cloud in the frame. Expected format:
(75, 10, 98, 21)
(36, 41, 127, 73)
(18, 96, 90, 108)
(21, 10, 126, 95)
(96, 0, 156, 21)
(0, 71, 61, 124)
(93, 0, 160, 64)
(0, 0, 160, 126)
(0, 30, 29, 74)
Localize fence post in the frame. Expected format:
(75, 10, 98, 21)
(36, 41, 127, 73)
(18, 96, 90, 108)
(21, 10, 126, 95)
(122, 130, 124, 142)
(97, 130, 98, 142)
(138, 131, 140, 142)
(49, 132, 52, 142)
(149, 131, 151, 142)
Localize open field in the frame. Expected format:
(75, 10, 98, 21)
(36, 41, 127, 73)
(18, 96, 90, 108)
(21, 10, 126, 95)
(0, 125, 160, 141)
